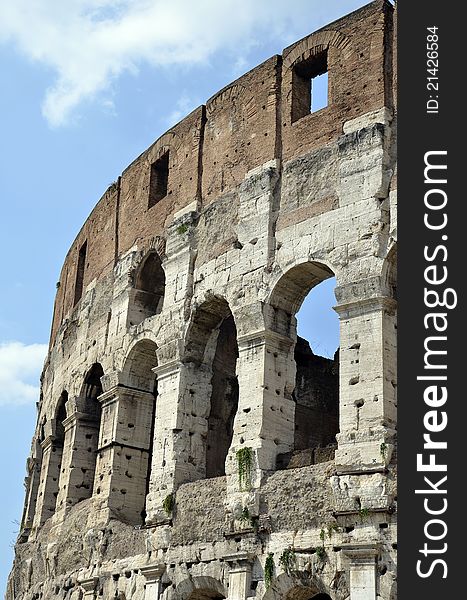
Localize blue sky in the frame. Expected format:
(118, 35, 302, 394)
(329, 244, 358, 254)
(0, 0, 368, 591)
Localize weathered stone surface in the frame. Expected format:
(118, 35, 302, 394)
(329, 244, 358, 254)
(8, 3, 398, 600)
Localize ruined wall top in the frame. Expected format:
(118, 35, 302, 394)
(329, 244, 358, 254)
(50, 0, 395, 346)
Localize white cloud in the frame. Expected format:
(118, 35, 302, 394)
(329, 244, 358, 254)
(165, 93, 201, 127)
(0, 342, 47, 407)
(0, 0, 365, 127)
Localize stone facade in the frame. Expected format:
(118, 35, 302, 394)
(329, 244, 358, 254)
(7, 2, 398, 599)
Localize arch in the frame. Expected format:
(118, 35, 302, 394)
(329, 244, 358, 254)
(54, 390, 68, 443)
(31, 391, 71, 528)
(119, 338, 158, 522)
(80, 364, 104, 462)
(269, 262, 339, 465)
(78, 363, 104, 497)
(146, 130, 182, 166)
(121, 338, 158, 392)
(284, 30, 354, 69)
(262, 572, 334, 600)
(206, 82, 252, 116)
(55, 363, 104, 511)
(184, 295, 233, 365)
(20, 416, 50, 534)
(175, 576, 227, 600)
(382, 243, 397, 300)
(82, 363, 104, 404)
(269, 262, 335, 315)
(130, 251, 166, 325)
(48, 390, 68, 510)
(184, 296, 239, 478)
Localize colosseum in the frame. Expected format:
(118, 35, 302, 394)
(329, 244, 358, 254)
(7, 1, 397, 599)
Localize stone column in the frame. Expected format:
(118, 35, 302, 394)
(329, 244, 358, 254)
(19, 450, 41, 538)
(144, 203, 201, 524)
(331, 293, 396, 515)
(146, 335, 236, 523)
(145, 354, 195, 524)
(225, 328, 296, 514)
(224, 554, 253, 600)
(141, 565, 164, 600)
(92, 385, 155, 524)
(54, 397, 101, 518)
(342, 545, 379, 600)
(32, 426, 63, 530)
(79, 577, 98, 599)
(334, 296, 396, 475)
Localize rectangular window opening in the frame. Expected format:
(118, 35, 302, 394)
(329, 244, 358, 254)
(291, 51, 328, 123)
(74, 241, 87, 306)
(311, 71, 329, 113)
(148, 151, 169, 208)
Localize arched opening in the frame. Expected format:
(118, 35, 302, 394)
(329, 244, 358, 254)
(175, 576, 227, 600)
(184, 296, 239, 479)
(262, 573, 334, 600)
(207, 313, 239, 478)
(270, 262, 339, 468)
(56, 364, 104, 513)
(33, 392, 69, 525)
(117, 339, 158, 523)
(130, 252, 165, 325)
(55, 391, 68, 443)
(50, 391, 67, 510)
(20, 447, 43, 537)
(79, 364, 103, 497)
(122, 339, 158, 392)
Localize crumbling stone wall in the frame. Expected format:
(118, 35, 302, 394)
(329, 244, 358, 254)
(8, 2, 398, 600)
(293, 337, 339, 452)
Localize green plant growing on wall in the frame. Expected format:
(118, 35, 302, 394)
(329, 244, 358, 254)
(315, 546, 326, 561)
(238, 506, 258, 531)
(236, 447, 253, 491)
(264, 553, 275, 588)
(359, 507, 370, 521)
(327, 522, 339, 539)
(315, 528, 328, 562)
(380, 442, 387, 460)
(176, 224, 188, 235)
(239, 506, 250, 523)
(162, 493, 175, 516)
(278, 548, 296, 575)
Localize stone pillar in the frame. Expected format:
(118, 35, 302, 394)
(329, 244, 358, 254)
(54, 397, 101, 518)
(144, 202, 201, 523)
(146, 334, 236, 523)
(224, 554, 253, 600)
(141, 565, 164, 600)
(19, 450, 41, 538)
(92, 385, 155, 523)
(145, 355, 195, 523)
(225, 329, 295, 514)
(32, 425, 63, 530)
(79, 577, 98, 599)
(334, 296, 396, 475)
(342, 545, 379, 600)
